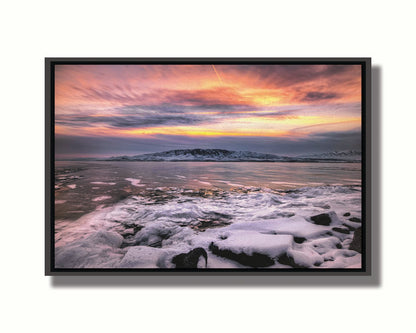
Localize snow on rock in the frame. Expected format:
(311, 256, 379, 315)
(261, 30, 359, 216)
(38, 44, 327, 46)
(342, 220, 362, 230)
(308, 236, 342, 255)
(206, 252, 249, 268)
(332, 226, 350, 234)
(284, 247, 324, 268)
(161, 227, 196, 248)
(202, 215, 357, 268)
(119, 246, 166, 268)
(320, 250, 361, 268)
(87, 230, 123, 247)
(209, 242, 273, 267)
(133, 221, 185, 247)
(225, 217, 332, 240)
(118, 245, 185, 268)
(55, 231, 124, 268)
(209, 231, 293, 267)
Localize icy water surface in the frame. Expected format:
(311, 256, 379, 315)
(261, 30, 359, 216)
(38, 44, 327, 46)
(54, 161, 362, 269)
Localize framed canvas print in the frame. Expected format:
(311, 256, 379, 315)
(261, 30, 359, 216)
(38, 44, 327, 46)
(45, 58, 371, 275)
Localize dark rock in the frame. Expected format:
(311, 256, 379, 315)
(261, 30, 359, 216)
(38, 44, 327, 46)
(349, 217, 362, 222)
(311, 213, 332, 226)
(277, 253, 309, 268)
(277, 252, 297, 267)
(133, 226, 144, 234)
(342, 223, 356, 231)
(343, 212, 351, 217)
(209, 242, 274, 267)
(332, 227, 350, 234)
(349, 227, 362, 253)
(172, 248, 208, 268)
(294, 237, 307, 244)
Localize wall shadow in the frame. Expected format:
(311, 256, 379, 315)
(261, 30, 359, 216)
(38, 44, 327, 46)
(51, 66, 382, 289)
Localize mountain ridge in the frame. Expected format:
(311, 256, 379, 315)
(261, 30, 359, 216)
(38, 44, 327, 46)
(105, 148, 361, 162)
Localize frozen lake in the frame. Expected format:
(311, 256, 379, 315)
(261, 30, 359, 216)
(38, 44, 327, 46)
(53, 161, 362, 269)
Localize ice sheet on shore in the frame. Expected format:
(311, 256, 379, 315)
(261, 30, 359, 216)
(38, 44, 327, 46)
(125, 178, 144, 187)
(54, 185, 362, 269)
(90, 181, 116, 185)
(92, 195, 112, 202)
(194, 179, 212, 186)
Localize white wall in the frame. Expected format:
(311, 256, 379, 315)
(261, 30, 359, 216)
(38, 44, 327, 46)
(1, 1, 414, 332)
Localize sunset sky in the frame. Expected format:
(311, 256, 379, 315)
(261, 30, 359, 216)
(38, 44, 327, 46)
(54, 64, 362, 159)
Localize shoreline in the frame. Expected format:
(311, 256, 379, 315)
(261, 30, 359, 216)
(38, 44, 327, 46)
(54, 184, 362, 269)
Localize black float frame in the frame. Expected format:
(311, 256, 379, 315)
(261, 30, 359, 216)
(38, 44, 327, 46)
(45, 58, 371, 276)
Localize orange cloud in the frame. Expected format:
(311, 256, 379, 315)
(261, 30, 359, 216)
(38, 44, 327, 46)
(54, 64, 362, 142)
(56, 64, 361, 110)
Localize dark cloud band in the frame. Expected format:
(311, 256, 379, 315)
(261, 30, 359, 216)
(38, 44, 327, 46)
(55, 129, 361, 159)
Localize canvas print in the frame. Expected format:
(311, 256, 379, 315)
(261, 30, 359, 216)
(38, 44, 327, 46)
(50, 60, 367, 272)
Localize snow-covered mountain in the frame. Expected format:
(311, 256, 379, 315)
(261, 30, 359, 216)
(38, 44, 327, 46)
(297, 150, 362, 162)
(107, 149, 288, 161)
(106, 149, 362, 162)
